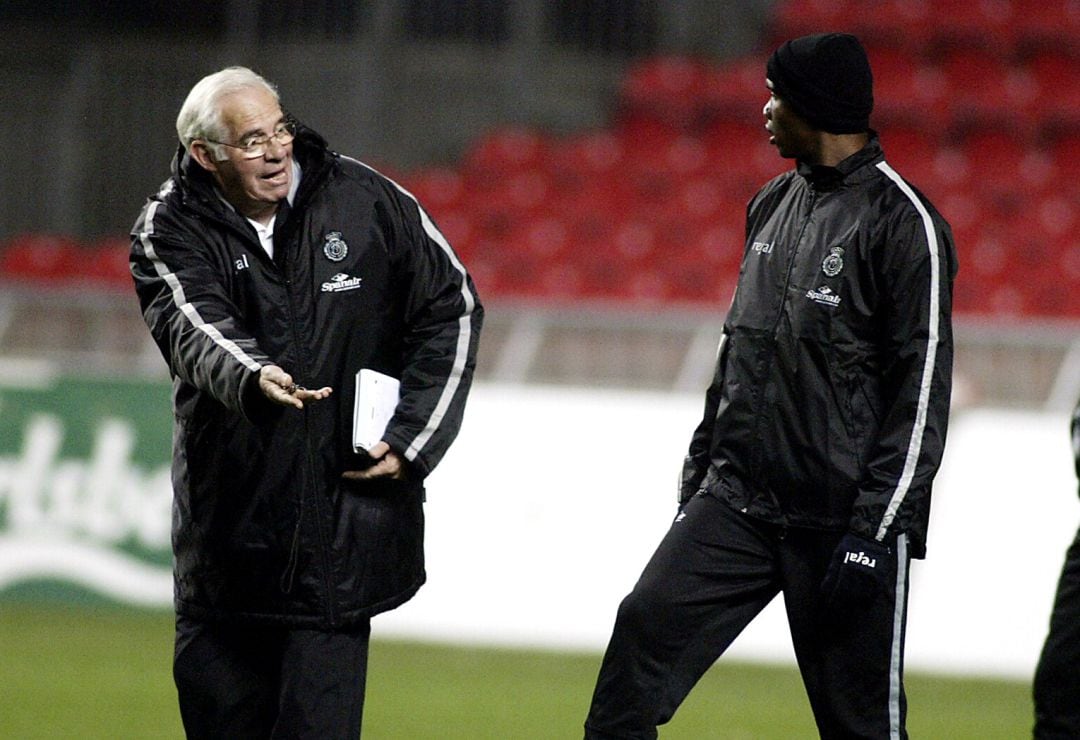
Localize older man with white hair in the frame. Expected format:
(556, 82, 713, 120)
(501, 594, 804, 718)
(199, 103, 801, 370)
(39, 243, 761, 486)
(131, 66, 483, 738)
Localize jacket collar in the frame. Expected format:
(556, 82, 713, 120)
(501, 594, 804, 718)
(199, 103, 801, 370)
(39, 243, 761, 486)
(796, 132, 882, 190)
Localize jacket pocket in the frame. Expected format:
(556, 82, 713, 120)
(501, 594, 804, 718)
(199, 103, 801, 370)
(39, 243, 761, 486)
(331, 477, 426, 610)
(842, 370, 882, 476)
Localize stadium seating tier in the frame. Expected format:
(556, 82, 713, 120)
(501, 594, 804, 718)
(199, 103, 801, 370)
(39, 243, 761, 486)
(2, 0, 1078, 318)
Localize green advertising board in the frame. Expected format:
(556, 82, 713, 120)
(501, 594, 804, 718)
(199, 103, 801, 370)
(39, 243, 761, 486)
(0, 376, 174, 607)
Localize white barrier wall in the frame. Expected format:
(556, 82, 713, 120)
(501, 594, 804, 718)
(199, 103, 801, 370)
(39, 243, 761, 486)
(1, 379, 1073, 678)
(377, 382, 1079, 679)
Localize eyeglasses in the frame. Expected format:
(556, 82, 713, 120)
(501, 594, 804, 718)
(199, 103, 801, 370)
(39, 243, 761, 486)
(204, 121, 296, 159)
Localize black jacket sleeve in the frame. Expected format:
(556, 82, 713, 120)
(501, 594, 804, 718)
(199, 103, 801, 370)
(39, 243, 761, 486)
(680, 332, 728, 505)
(849, 186, 956, 555)
(130, 196, 273, 421)
(376, 179, 483, 478)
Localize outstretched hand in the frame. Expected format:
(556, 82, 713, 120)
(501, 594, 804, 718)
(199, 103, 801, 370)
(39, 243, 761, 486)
(343, 441, 408, 481)
(259, 365, 332, 409)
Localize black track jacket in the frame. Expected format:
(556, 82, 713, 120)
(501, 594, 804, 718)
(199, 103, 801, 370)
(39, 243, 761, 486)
(130, 126, 482, 627)
(681, 137, 955, 559)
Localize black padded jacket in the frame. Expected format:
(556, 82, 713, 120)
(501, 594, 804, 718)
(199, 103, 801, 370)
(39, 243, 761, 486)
(130, 126, 482, 626)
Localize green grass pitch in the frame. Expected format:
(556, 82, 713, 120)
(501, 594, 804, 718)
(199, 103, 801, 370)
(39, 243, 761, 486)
(0, 603, 1033, 738)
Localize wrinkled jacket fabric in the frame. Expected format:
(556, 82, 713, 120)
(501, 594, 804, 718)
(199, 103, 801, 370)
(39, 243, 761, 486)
(681, 137, 955, 558)
(130, 126, 482, 627)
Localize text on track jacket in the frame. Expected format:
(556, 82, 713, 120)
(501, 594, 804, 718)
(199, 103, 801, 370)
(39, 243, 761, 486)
(130, 126, 483, 627)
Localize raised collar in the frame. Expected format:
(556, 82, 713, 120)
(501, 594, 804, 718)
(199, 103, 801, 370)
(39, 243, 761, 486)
(796, 133, 883, 190)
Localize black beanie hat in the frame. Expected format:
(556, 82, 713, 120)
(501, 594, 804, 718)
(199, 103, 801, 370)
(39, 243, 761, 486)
(766, 33, 873, 134)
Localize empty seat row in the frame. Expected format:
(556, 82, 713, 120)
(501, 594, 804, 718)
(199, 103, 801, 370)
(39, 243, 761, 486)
(2, 1, 1077, 321)
(621, 44, 1080, 138)
(0, 234, 131, 290)
(770, 0, 1080, 54)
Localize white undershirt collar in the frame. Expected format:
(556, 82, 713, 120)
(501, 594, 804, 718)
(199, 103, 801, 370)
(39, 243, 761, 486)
(214, 159, 302, 260)
(246, 159, 302, 259)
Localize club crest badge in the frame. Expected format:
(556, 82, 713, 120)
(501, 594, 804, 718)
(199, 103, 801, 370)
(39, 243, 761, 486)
(822, 246, 845, 278)
(323, 231, 348, 262)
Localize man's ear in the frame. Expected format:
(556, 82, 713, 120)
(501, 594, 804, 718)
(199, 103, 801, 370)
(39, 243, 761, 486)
(189, 141, 220, 173)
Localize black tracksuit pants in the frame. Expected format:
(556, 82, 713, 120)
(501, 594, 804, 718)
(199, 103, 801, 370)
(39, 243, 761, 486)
(584, 492, 911, 740)
(1034, 522, 1080, 738)
(174, 615, 371, 739)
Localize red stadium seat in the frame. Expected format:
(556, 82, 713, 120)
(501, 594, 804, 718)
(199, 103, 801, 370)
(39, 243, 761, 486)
(463, 126, 549, 175)
(1024, 235, 1080, 317)
(520, 215, 572, 261)
(669, 178, 732, 225)
(699, 57, 769, 124)
(387, 1, 1078, 316)
(1024, 49, 1080, 129)
(879, 125, 944, 192)
(957, 130, 1054, 205)
(1047, 133, 1080, 203)
(1013, 0, 1080, 50)
(701, 118, 764, 152)
(658, 135, 711, 179)
(460, 126, 552, 204)
(923, 0, 1019, 50)
(400, 167, 466, 216)
(845, 0, 933, 48)
(0, 233, 83, 283)
(868, 45, 949, 128)
(936, 47, 1038, 130)
(545, 131, 626, 202)
(1035, 195, 1078, 239)
(986, 284, 1030, 317)
(83, 235, 134, 289)
(769, 0, 857, 42)
(1055, 234, 1080, 316)
(619, 56, 714, 127)
(428, 210, 476, 259)
(467, 167, 554, 241)
(660, 234, 740, 305)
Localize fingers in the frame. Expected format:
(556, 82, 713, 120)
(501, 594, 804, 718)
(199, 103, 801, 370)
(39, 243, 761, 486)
(260, 365, 303, 409)
(259, 365, 332, 409)
(366, 441, 390, 458)
(257, 369, 405, 481)
(295, 386, 333, 402)
(342, 443, 406, 481)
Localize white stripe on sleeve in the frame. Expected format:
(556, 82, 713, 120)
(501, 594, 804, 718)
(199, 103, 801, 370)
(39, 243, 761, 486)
(138, 200, 263, 373)
(873, 162, 941, 541)
(348, 157, 478, 463)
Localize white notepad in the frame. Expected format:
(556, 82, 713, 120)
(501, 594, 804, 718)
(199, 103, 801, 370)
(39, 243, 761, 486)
(352, 369, 401, 453)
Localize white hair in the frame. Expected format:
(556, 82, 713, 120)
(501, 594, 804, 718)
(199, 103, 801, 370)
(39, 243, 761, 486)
(176, 66, 281, 160)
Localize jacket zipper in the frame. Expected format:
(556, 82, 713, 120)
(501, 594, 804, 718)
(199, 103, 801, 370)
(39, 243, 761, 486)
(280, 210, 340, 628)
(753, 186, 817, 521)
(772, 186, 816, 335)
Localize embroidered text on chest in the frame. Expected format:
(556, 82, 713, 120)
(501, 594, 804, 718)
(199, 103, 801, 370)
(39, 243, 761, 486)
(807, 285, 842, 307)
(321, 273, 363, 292)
